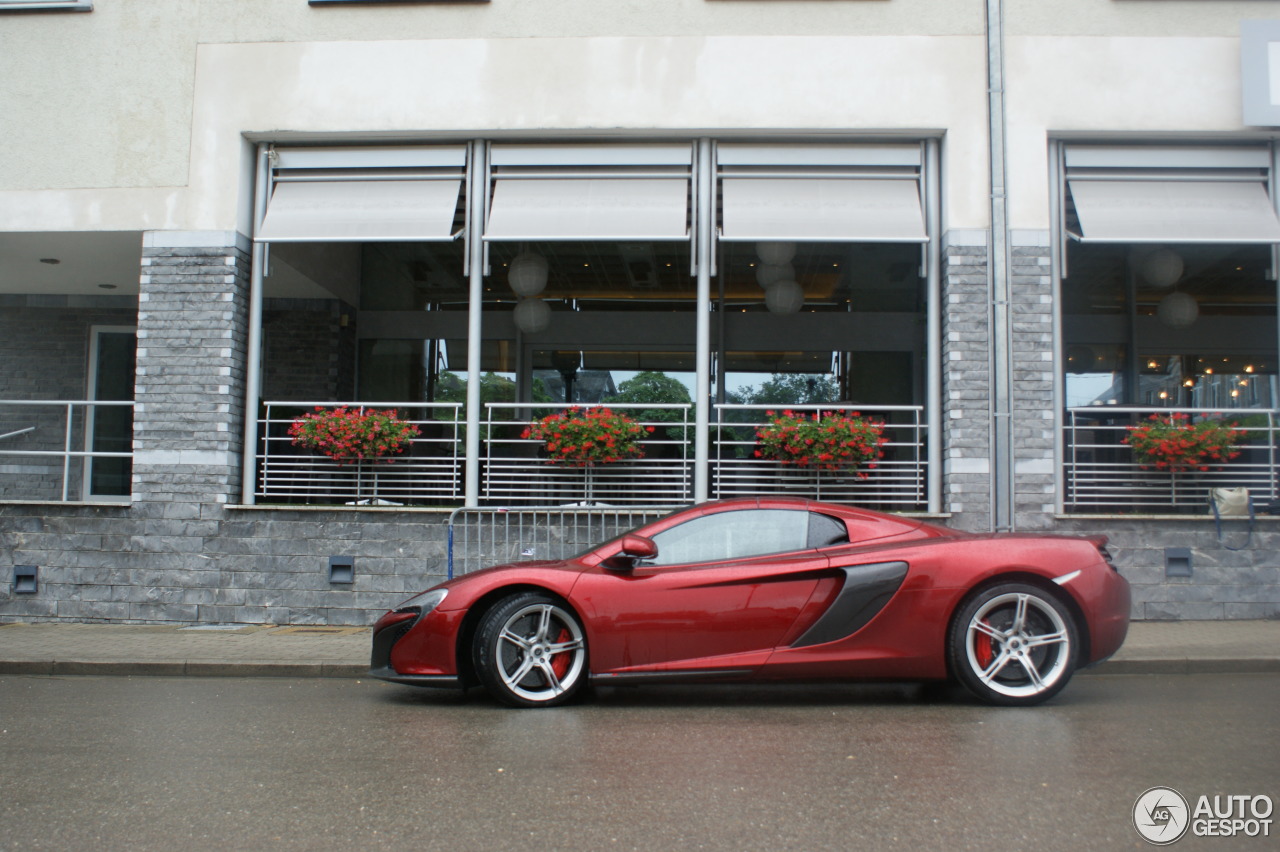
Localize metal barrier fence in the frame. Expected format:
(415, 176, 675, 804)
(1064, 407, 1279, 513)
(447, 506, 677, 578)
(0, 399, 135, 502)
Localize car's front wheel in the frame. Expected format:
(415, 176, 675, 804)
(473, 592, 588, 708)
(949, 582, 1079, 706)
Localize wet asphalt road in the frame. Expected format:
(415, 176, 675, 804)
(0, 673, 1276, 852)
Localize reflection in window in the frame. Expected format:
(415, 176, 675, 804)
(649, 509, 811, 565)
(1062, 243, 1276, 409)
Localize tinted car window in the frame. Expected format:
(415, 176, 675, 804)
(649, 509, 810, 565)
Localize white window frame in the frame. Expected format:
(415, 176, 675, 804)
(0, 1, 92, 10)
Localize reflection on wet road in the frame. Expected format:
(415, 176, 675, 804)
(1, 674, 1275, 850)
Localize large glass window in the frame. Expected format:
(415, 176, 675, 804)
(251, 139, 937, 509)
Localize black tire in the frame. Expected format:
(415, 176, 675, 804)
(948, 582, 1079, 706)
(472, 592, 588, 708)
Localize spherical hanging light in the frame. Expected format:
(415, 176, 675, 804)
(756, 263, 795, 288)
(1157, 291, 1198, 329)
(756, 241, 797, 266)
(513, 297, 551, 333)
(764, 280, 805, 315)
(1142, 247, 1183, 289)
(508, 251, 549, 298)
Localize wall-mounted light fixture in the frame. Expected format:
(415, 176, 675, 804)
(14, 565, 38, 594)
(328, 556, 354, 585)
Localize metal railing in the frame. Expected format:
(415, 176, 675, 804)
(254, 400, 930, 509)
(1064, 407, 1278, 513)
(483, 402, 694, 506)
(712, 404, 929, 509)
(256, 401, 463, 505)
(0, 399, 135, 502)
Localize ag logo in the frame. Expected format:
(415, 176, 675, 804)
(1134, 786, 1190, 845)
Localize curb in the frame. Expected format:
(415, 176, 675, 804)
(1, 660, 1277, 679)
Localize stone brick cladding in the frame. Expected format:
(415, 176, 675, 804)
(262, 298, 356, 401)
(1054, 516, 1279, 621)
(0, 503, 451, 624)
(940, 233, 992, 531)
(134, 236, 250, 504)
(0, 296, 136, 501)
(1008, 235, 1056, 531)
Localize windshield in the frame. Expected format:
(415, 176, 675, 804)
(572, 505, 693, 559)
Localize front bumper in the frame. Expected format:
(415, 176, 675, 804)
(368, 667, 461, 688)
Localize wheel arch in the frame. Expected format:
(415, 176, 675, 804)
(454, 584, 584, 688)
(943, 571, 1091, 680)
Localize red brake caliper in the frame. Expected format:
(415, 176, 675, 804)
(550, 628, 573, 679)
(974, 621, 994, 668)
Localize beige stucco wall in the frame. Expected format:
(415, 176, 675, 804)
(0, 0, 1268, 236)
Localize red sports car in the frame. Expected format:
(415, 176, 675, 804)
(371, 498, 1130, 707)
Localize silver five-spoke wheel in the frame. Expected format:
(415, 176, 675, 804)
(949, 583, 1079, 706)
(474, 593, 587, 707)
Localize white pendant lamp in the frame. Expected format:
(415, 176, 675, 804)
(1156, 291, 1198, 329)
(765, 280, 805, 315)
(756, 241, 797, 266)
(1141, 247, 1183, 289)
(508, 251, 549, 298)
(513, 297, 551, 333)
(756, 263, 795, 288)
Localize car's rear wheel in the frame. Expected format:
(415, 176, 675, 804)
(949, 582, 1079, 706)
(473, 592, 588, 708)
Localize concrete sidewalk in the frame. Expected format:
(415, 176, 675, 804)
(0, 619, 1277, 679)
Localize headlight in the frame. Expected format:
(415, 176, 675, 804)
(392, 588, 448, 615)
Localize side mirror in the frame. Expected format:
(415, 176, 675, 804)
(605, 534, 657, 571)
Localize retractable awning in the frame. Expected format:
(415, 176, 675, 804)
(483, 178, 690, 241)
(256, 178, 463, 242)
(719, 178, 927, 243)
(1067, 179, 1280, 243)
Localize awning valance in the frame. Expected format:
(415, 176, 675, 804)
(484, 178, 690, 241)
(719, 178, 927, 243)
(256, 178, 463, 243)
(1067, 179, 1280, 244)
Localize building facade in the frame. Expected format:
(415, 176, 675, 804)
(1, 0, 1277, 624)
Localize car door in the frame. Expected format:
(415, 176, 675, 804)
(571, 507, 832, 675)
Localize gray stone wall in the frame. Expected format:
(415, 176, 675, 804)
(0, 503, 451, 624)
(1055, 516, 1279, 621)
(1009, 234, 1056, 531)
(940, 231, 992, 531)
(135, 232, 252, 506)
(262, 297, 356, 402)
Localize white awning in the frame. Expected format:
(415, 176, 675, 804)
(720, 179, 927, 243)
(484, 178, 690, 241)
(256, 178, 463, 242)
(1067, 180, 1280, 243)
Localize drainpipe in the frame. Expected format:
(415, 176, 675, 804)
(987, 0, 1015, 532)
(464, 139, 488, 507)
(693, 138, 714, 503)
